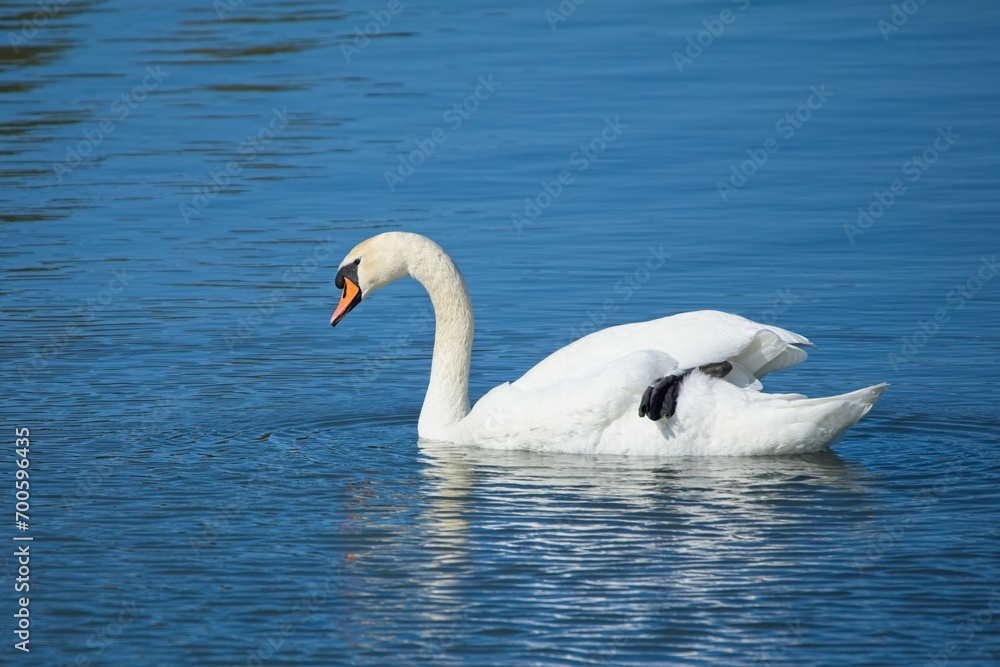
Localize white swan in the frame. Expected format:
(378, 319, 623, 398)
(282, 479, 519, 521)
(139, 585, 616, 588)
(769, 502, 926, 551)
(330, 232, 887, 456)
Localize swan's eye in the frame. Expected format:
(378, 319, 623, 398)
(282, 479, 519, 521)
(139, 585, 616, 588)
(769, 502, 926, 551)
(335, 258, 361, 290)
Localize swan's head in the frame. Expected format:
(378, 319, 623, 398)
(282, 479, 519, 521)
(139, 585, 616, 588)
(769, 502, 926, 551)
(330, 233, 411, 326)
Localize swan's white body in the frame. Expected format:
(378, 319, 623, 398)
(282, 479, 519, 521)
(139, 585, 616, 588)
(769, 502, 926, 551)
(331, 232, 887, 457)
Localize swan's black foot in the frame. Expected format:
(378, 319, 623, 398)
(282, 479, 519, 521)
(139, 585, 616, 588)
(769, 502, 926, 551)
(638, 372, 689, 421)
(637, 361, 733, 421)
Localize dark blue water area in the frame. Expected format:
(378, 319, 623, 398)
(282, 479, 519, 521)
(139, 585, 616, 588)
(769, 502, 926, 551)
(2, 0, 999, 665)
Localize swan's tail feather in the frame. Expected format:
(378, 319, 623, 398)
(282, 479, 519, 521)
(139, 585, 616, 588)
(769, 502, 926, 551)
(677, 375, 888, 455)
(772, 383, 889, 453)
(794, 382, 889, 415)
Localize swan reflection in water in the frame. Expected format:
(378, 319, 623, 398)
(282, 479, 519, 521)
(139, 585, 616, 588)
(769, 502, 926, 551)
(413, 439, 872, 658)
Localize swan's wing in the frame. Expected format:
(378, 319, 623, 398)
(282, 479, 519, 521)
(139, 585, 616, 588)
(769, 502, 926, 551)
(462, 349, 678, 449)
(513, 310, 812, 392)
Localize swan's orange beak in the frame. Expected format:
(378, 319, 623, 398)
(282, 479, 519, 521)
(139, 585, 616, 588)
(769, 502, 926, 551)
(331, 277, 362, 327)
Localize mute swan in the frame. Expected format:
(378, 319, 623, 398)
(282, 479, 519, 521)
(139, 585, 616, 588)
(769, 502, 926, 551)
(330, 232, 887, 456)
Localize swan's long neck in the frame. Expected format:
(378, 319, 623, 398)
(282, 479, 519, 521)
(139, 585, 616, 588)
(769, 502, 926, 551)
(406, 239, 473, 438)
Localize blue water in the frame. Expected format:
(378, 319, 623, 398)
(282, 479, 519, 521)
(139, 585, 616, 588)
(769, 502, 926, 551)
(2, 0, 999, 664)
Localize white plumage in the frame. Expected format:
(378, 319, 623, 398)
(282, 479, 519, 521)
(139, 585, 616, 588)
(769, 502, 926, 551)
(330, 232, 887, 457)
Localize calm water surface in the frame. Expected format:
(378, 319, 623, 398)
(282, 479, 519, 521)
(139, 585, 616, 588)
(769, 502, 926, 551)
(2, 0, 999, 665)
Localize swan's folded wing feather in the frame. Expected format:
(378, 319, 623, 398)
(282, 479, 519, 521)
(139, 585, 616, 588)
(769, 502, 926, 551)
(730, 329, 810, 379)
(512, 310, 810, 392)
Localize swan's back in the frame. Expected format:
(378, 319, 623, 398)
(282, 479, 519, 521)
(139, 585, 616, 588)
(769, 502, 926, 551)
(513, 310, 810, 391)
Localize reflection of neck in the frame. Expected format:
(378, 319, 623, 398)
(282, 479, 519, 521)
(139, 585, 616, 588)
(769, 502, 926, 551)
(420, 442, 472, 605)
(407, 239, 474, 439)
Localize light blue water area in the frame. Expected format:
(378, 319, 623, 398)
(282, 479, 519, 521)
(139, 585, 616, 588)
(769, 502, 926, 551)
(2, 0, 999, 665)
